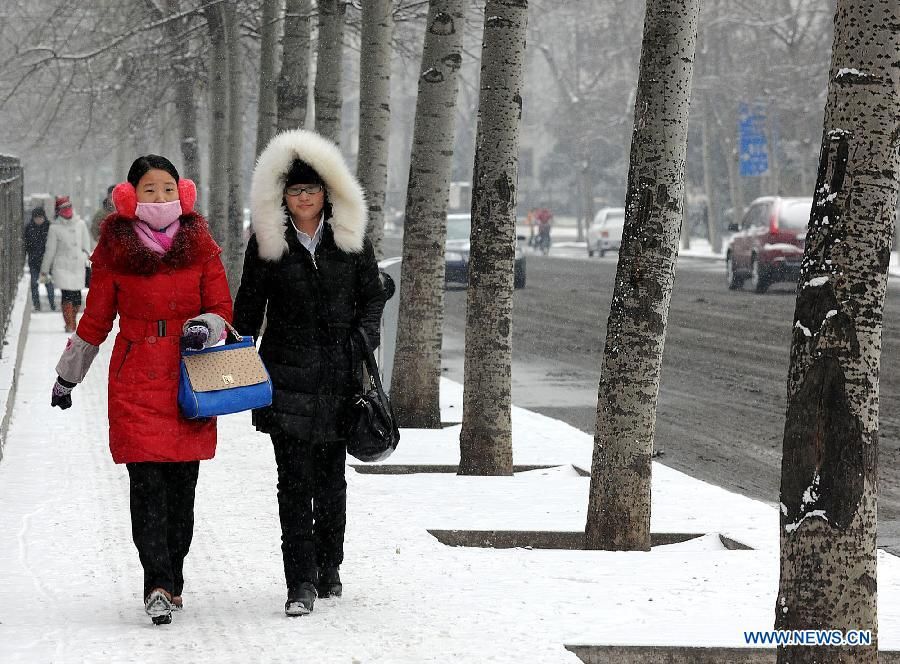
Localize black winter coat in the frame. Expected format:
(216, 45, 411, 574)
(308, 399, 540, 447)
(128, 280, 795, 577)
(233, 223, 386, 443)
(24, 221, 51, 271)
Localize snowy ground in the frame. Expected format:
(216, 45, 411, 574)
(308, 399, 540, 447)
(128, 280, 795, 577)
(2, 295, 900, 663)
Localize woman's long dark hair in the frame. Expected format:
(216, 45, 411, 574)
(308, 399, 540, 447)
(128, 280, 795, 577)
(127, 155, 180, 187)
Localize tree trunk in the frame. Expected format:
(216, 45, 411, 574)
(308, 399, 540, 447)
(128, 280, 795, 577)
(701, 96, 720, 253)
(224, 3, 244, 291)
(277, 0, 312, 132)
(256, 0, 282, 157)
(174, 78, 201, 186)
(356, 0, 394, 259)
(163, 0, 201, 187)
(391, 0, 465, 429)
(774, 2, 899, 661)
(204, 4, 229, 245)
(314, 0, 346, 143)
(767, 106, 781, 195)
(581, 166, 594, 243)
(458, 0, 528, 477)
(584, 0, 701, 551)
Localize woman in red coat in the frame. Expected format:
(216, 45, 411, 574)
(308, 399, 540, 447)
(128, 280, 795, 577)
(50, 155, 233, 625)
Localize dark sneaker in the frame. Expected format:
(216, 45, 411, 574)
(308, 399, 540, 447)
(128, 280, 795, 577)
(316, 567, 342, 598)
(145, 588, 174, 625)
(172, 595, 183, 611)
(284, 582, 317, 616)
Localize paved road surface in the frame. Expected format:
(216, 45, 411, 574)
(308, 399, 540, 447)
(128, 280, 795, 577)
(383, 237, 900, 554)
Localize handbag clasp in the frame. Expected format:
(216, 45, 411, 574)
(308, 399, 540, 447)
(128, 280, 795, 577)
(222, 374, 235, 385)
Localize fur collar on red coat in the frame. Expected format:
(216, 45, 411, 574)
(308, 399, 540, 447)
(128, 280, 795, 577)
(91, 212, 221, 275)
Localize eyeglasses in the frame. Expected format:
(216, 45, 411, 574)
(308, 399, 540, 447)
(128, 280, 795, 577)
(285, 184, 324, 196)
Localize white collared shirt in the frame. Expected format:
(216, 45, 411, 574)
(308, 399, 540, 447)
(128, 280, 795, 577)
(293, 215, 325, 256)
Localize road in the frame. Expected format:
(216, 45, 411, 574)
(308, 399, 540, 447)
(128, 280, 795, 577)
(383, 237, 900, 554)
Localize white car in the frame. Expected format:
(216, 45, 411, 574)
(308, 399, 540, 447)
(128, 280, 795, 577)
(587, 207, 626, 257)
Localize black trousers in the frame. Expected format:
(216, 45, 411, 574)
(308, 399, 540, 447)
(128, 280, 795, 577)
(271, 434, 347, 593)
(60, 290, 82, 306)
(126, 461, 200, 599)
(29, 270, 54, 308)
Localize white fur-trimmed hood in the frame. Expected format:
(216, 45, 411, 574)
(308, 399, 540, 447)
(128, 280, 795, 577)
(250, 129, 367, 261)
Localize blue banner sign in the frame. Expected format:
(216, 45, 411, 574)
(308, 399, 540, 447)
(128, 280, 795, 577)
(738, 103, 768, 177)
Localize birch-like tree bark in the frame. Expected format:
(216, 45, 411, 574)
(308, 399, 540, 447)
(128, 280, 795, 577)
(391, 0, 465, 429)
(314, 0, 346, 143)
(256, 0, 282, 157)
(584, 0, 701, 551)
(277, 0, 312, 132)
(204, 4, 229, 245)
(775, 2, 899, 661)
(224, 2, 244, 289)
(357, 0, 394, 259)
(458, 0, 528, 477)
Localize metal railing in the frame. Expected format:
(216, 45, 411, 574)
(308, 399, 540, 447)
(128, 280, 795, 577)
(0, 155, 24, 359)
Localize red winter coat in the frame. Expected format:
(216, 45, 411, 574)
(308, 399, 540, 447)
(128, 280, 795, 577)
(76, 212, 233, 464)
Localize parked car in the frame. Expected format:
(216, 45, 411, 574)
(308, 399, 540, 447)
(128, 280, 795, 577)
(445, 213, 526, 289)
(725, 196, 813, 293)
(587, 207, 626, 257)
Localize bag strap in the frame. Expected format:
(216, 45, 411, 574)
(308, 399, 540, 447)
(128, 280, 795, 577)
(354, 328, 389, 402)
(222, 319, 243, 342)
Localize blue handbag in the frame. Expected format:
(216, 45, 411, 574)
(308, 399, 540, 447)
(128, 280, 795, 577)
(177, 322, 273, 419)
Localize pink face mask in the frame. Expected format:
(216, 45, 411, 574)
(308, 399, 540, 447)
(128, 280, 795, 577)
(135, 199, 183, 230)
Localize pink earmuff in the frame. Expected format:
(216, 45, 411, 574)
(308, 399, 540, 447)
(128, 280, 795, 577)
(112, 178, 197, 217)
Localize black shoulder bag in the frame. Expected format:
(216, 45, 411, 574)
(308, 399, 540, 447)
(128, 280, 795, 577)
(347, 328, 400, 462)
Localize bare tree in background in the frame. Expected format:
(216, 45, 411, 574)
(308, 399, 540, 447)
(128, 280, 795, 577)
(204, 2, 229, 244)
(277, 0, 312, 131)
(257, 0, 283, 156)
(357, 0, 394, 258)
(458, 0, 528, 477)
(224, 2, 245, 287)
(584, 0, 701, 551)
(159, 0, 202, 186)
(314, 0, 346, 143)
(774, 2, 899, 661)
(391, 0, 465, 429)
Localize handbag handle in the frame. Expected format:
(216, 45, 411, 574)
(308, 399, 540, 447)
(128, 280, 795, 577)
(222, 319, 243, 342)
(354, 328, 389, 402)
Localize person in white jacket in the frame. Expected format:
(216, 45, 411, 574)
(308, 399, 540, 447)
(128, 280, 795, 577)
(40, 196, 95, 332)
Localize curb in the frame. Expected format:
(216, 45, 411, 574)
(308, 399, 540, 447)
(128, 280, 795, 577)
(0, 274, 31, 463)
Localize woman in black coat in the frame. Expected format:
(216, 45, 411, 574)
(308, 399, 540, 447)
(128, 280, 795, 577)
(24, 207, 56, 311)
(234, 130, 385, 616)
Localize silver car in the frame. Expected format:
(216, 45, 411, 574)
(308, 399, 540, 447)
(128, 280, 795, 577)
(587, 207, 626, 257)
(445, 213, 526, 289)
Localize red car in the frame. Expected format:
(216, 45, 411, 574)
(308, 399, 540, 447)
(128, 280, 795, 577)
(725, 196, 813, 293)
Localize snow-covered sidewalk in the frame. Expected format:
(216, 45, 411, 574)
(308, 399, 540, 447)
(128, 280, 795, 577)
(2, 309, 900, 663)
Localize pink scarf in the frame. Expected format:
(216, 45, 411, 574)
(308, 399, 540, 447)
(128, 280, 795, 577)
(133, 219, 181, 255)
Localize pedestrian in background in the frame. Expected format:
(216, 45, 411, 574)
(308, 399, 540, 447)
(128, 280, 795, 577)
(24, 207, 56, 312)
(40, 196, 94, 332)
(49, 155, 233, 625)
(90, 184, 116, 242)
(234, 130, 386, 617)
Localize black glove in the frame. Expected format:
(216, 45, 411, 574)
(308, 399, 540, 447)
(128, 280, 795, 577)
(51, 377, 76, 410)
(180, 323, 210, 352)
